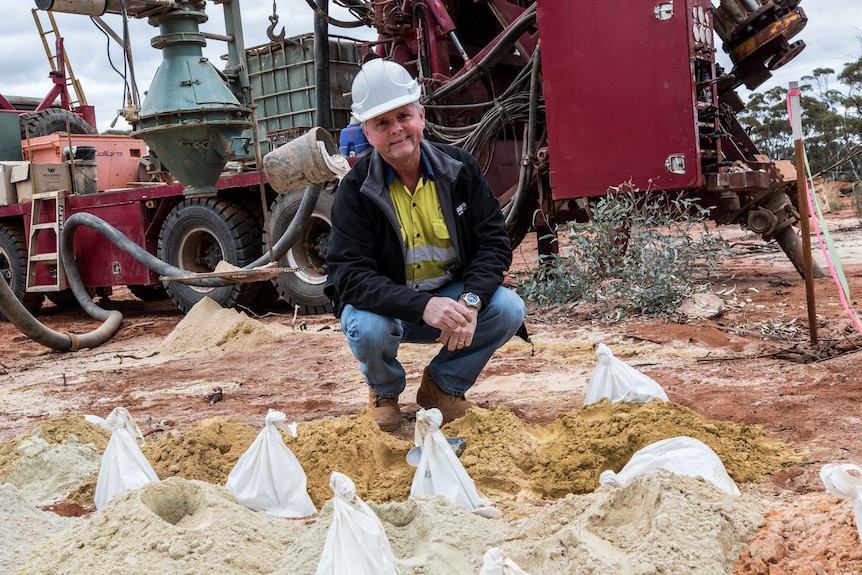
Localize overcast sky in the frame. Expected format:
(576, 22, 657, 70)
(2, 1, 859, 132)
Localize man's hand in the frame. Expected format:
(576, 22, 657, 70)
(422, 296, 478, 351)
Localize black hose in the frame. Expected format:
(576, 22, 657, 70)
(0, 184, 322, 352)
(61, 185, 321, 288)
(424, 48, 540, 151)
(505, 41, 541, 226)
(424, 4, 537, 104)
(300, 0, 368, 27)
(0, 270, 122, 351)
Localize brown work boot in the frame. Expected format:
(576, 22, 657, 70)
(416, 367, 476, 423)
(368, 389, 401, 431)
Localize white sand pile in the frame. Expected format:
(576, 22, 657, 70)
(159, 297, 284, 355)
(14, 477, 308, 575)
(9, 470, 764, 575)
(503, 468, 765, 573)
(0, 428, 100, 506)
(0, 483, 81, 574)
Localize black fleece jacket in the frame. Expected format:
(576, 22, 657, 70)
(324, 140, 512, 322)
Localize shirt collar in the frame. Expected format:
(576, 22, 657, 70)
(383, 147, 436, 187)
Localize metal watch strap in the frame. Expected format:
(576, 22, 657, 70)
(459, 292, 482, 310)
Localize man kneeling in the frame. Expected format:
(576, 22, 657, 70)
(324, 59, 527, 431)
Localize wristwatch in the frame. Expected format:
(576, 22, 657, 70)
(459, 292, 482, 311)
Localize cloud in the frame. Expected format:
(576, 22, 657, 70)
(2, 1, 369, 131)
(2, 1, 860, 132)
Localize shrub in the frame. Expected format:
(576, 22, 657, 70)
(511, 190, 731, 322)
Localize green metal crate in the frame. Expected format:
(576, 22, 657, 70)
(0, 114, 23, 161)
(246, 34, 363, 154)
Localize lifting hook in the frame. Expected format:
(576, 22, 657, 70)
(267, 14, 286, 42)
(267, 0, 286, 42)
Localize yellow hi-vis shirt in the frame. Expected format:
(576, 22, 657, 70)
(389, 176, 459, 292)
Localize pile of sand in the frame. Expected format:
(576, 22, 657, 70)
(0, 416, 109, 506)
(8, 469, 764, 575)
(0, 484, 80, 573)
(158, 297, 285, 355)
(504, 469, 764, 573)
(0, 401, 809, 574)
(448, 400, 800, 500)
(14, 477, 307, 575)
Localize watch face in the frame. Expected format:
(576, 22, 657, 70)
(463, 293, 480, 306)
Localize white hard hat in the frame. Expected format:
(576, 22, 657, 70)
(350, 59, 422, 122)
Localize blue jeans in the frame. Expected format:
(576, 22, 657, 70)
(340, 282, 526, 398)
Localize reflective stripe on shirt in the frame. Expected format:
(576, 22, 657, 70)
(389, 177, 459, 291)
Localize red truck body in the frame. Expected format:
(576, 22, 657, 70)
(541, 0, 709, 197)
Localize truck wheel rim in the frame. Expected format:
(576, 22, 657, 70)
(176, 225, 223, 295)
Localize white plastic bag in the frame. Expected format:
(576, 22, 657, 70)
(226, 409, 316, 518)
(83, 414, 108, 429)
(599, 436, 740, 496)
(94, 407, 159, 509)
(316, 471, 399, 575)
(410, 408, 494, 515)
(584, 343, 669, 405)
(479, 548, 531, 575)
(820, 463, 862, 543)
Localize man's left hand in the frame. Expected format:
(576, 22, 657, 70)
(438, 304, 478, 352)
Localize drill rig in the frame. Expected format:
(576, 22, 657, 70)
(0, 0, 813, 341)
(327, 0, 812, 274)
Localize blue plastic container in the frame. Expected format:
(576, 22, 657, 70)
(339, 122, 371, 157)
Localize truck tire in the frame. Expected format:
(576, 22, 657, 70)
(46, 289, 86, 307)
(19, 108, 96, 140)
(0, 224, 43, 320)
(128, 284, 169, 301)
(248, 264, 281, 310)
(157, 198, 261, 314)
(231, 193, 280, 311)
(265, 187, 333, 315)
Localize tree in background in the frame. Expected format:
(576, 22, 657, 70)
(738, 53, 862, 182)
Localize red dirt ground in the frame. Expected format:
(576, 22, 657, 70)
(1, 200, 861, 573)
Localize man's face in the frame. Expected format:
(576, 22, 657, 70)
(361, 103, 425, 168)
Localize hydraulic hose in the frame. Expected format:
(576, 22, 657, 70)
(504, 41, 541, 226)
(60, 184, 321, 289)
(425, 41, 543, 230)
(424, 4, 537, 105)
(773, 223, 826, 279)
(0, 269, 122, 351)
(0, 184, 322, 352)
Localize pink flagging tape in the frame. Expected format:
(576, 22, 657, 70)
(787, 91, 862, 334)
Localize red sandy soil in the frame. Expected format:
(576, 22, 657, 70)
(1, 200, 861, 573)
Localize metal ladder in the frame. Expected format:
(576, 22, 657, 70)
(27, 190, 67, 293)
(31, 8, 88, 110)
